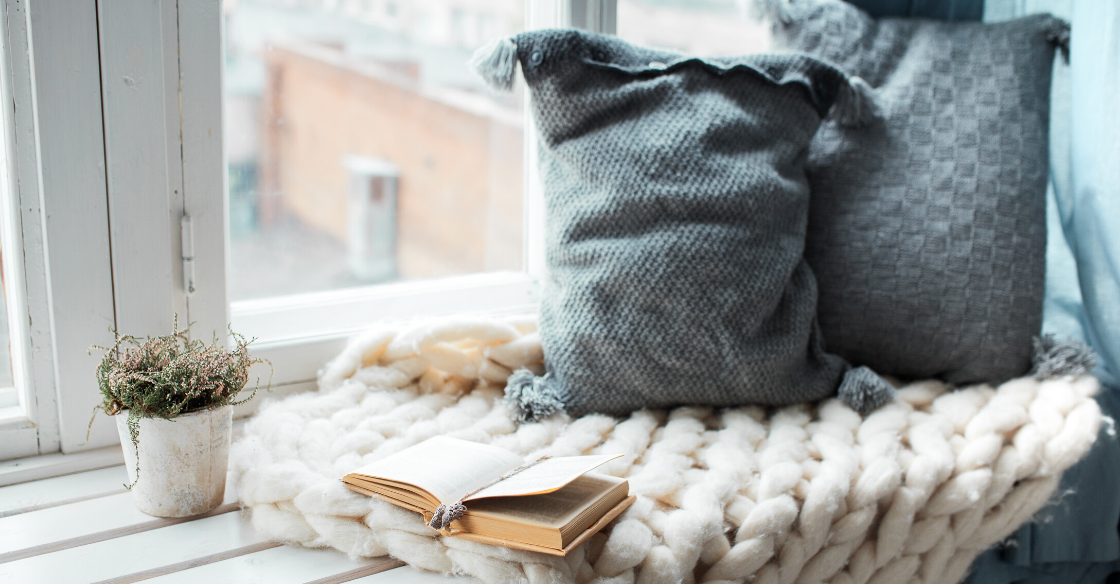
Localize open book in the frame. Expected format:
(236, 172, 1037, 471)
(342, 436, 633, 556)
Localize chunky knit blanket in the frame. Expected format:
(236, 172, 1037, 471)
(231, 317, 1102, 584)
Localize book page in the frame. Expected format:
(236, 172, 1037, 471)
(350, 436, 523, 504)
(465, 454, 621, 501)
(465, 474, 625, 527)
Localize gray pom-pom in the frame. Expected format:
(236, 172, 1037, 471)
(754, 0, 798, 24)
(832, 76, 881, 128)
(427, 502, 467, 530)
(428, 503, 448, 529)
(1031, 334, 1097, 379)
(1045, 19, 1071, 63)
(503, 368, 565, 423)
(469, 37, 518, 93)
(838, 366, 896, 415)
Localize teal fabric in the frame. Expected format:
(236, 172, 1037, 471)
(966, 2, 1120, 581)
(847, 0, 984, 20)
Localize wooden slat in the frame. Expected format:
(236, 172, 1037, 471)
(0, 509, 272, 582)
(0, 465, 128, 517)
(349, 565, 472, 583)
(93, 542, 282, 584)
(144, 545, 402, 584)
(0, 491, 238, 562)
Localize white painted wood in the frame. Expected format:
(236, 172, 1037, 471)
(0, 486, 232, 558)
(0, 464, 127, 517)
(97, 0, 176, 342)
(0, 0, 59, 459)
(0, 509, 271, 583)
(28, 0, 119, 454)
(351, 566, 471, 583)
(0, 490, 143, 554)
(177, 0, 231, 345)
(162, 0, 189, 324)
(0, 0, 33, 449)
(0, 445, 124, 488)
(232, 272, 536, 346)
(144, 545, 399, 584)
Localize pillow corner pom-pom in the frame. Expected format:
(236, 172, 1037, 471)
(503, 368, 565, 423)
(838, 366, 896, 415)
(1031, 334, 1097, 379)
(754, 0, 799, 25)
(832, 75, 881, 128)
(468, 36, 519, 93)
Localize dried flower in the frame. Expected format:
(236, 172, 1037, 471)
(87, 315, 271, 488)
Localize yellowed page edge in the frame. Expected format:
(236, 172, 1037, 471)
(450, 495, 636, 557)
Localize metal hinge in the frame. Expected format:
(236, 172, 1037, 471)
(181, 214, 195, 296)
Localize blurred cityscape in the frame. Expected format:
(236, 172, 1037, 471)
(224, 0, 769, 301)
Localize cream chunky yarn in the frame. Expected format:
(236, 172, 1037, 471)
(230, 316, 1102, 584)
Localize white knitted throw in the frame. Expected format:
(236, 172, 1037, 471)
(230, 316, 1102, 584)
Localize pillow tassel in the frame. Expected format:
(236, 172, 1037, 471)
(832, 75, 881, 128)
(503, 368, 565, 423)
(469, 37, 519, 93)
(838, 366, 896, 415)
(1030, 334, 1096, 379)
(1044, 19, 1071, 63)
(755, 0, 798, 24)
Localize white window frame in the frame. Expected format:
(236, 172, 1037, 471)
(0, 0, 616, 477)
(0, 0, 226, 472)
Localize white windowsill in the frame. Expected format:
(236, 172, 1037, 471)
(0, 445, 125, 488)
(232, 270, 539, 347)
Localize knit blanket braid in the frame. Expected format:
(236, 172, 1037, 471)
(230, 316, 1103, 584)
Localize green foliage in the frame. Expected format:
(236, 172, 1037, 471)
(88, 316, 271, 488)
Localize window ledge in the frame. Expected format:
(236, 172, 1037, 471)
(0, 445, 124, 487)
(233, 271, 539, 347)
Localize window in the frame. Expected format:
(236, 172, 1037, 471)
(617, 0, 770, 56)
(0, 0, 614, 469)
(0, 0, 772, 468)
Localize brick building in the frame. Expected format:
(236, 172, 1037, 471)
(256, 39, 524, 283)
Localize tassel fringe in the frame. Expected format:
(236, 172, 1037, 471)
(1031, 334, 1097, 379)
(427, 501, 467, 531)
(469, 37, 519, 93)
(1045, 19, 1071, 64)
(838, 366, 896, 415)
(755, 0, 798, 24)
(832, 76, 881, 128)
(503, 368, 565, 423)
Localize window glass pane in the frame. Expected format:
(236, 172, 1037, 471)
(617, 0, 771, 56)
(225, 0, 525, 301)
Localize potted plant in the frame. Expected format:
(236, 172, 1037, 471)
(89, 317, 269, 517)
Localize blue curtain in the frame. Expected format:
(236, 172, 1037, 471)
(1065, 0, 1120, 391)
(980, 0, 1120, 393)
(965, 2, 1120, 582)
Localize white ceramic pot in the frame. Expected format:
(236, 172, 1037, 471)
(116, 405, 232, 517)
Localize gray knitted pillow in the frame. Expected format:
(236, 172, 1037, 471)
(765, 0, 1068, 385)
(471, 29, 894, 419)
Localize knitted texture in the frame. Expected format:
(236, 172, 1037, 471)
(231, 316, 1103, 584)
(766, 0, 1065, 386)
(512, 29, 875, 417)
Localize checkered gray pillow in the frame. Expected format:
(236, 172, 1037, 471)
(766, 0, 1068, 385)
(472, 29, 896, 419)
